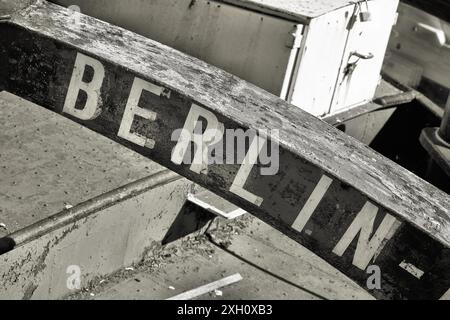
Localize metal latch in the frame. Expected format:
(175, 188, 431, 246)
(350, 51, 374, 60)
(413, 23, 450, 49)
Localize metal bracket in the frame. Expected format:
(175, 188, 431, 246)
(350, 51, 374, 60)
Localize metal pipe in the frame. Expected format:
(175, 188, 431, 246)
(438, 103, 450, 144)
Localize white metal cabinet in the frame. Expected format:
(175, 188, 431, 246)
(288, 5, 354, 116)
(52, 0, 398, 118)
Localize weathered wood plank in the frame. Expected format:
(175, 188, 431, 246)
(0, 0, 449, 299)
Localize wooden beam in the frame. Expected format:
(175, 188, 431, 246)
(0, 0, 449, 299)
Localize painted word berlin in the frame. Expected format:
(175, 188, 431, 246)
(63, 52, 400, 273)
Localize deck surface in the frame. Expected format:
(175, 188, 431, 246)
(71, 215, 450, 300)
(68, 216, 375, 300)
(0, 92, 162, 235)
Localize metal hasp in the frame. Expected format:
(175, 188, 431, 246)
(420, 103, 450, 177)
(0, 1, 449, 300)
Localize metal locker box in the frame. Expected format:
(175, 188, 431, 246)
(51, 0, 399, 117)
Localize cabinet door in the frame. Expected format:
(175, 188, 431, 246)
(330, 0, 399, 114)
(289, 5, 354, 117)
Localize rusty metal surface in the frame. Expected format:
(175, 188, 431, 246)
(8, 169, 181, 250)
(0, 1, 449, 299)
(0, 88, 163, 235)
(0, 176, 193, 299)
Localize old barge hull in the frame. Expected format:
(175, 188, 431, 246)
(0, 1, 449, 299)
(0, 92, 195, 299)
